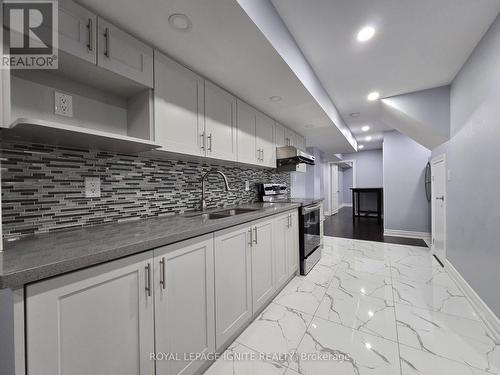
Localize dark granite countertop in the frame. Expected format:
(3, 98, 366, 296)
(0, 202, 301, 289)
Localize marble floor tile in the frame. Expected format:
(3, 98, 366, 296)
(331, 268, 393, 304)
(301, 263, 336, 288)
(316, 283, 397, 341)
(235, 303, 313, 368)
(396, 303, 500, 374)
(390, 259, 458, 288)
(400, 345, 492, 375)
(274, 277, 327, 315)
(392, 279, 480, 320)
(204, 342, 287, 375)
(206, 237, 496, 375)
(294, 316, 401, 375)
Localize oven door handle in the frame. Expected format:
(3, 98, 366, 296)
(302, 204, 321, 214)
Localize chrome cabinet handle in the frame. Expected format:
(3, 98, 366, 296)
(256, 148, 260, 161)
(86, 18, 93, 51)
(159, 257, 166, 289)
(200, 132, 205, 150)
(436, 196, 445, 201)
(207, 133, 212, 152)
(261, 149, 264, 161)
(248, 228, 253, 246)
(253, 226, 258, 244)
(289, 214, 292, 228)
(287, 214, 291, 228)
(104, 27, 110, 57)
(145, 263, 151, 297)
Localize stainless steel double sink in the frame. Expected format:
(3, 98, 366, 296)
(185, 207, 261, 220)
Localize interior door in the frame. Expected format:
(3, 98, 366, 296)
(331, 164, 339, 214)
(431, 156, 446, 262)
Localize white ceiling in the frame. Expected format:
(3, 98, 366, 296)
(271, 0, 500, 151)
(77, 0, 356, 153)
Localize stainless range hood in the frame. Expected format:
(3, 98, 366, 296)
(276, 146, 315, 172)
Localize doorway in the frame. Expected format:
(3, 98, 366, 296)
(431, 155, 447, 262)
(329, 161, 354, 216)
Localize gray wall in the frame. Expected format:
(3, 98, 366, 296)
(443, 13, 500, 315)
(383, 131, 431, 233)
(341, 150, 384, 187)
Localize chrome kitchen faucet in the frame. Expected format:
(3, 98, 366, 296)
(200, 170, 231, 211)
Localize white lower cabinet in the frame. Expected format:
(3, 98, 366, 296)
(153, 234, 215, 375)
(250, 218, 275, 313)
(26, 251, 155, 375)
(214, 223, 252, 350)
(24, 210, 299, 374)
(287, 211, 300, 276)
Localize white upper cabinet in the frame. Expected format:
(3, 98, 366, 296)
(204, 81, 237, 161)
(97, 18, 153, 87)
(296, 134, 306, 151)
(154, 52, 205, 156)
(284, 127, 296, 147)
(26, 252, 155, 375)
(236, 100, 257, 165)
(154, 235, 215, 375)
(58, 0, 97, 64)
(256, 112, 275, 168)
(275, 122, 286, 147)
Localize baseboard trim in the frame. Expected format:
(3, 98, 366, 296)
(444, 258, 500, 342)
(339, 203, 352, 209)
(383, 229, 431, 241)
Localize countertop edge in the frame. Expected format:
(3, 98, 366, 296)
(0, 203, 301, 289)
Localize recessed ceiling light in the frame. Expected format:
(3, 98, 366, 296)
(367, 91, 380, 101)
(349, 112, 360, 118)
(168, 13, 192, 32)
(269, 95, 282, 102)
(365, 136, 372, 141)
(357, 26, 375, 42)
(361, 125, 370, 132)
(365, 342, 372, 350)
(358, 145, 364, 150)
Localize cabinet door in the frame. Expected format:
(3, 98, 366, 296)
(26, 252, 155, 375)
(154, 235, 215, 375)
(154, 52, 205, 156)
(285, 128, 296, 147)
(287, 211, 300, 276)
(296, 134, 306, 151)
(275, 122, 286, 147)
(58, 0, 96, 64)
(256, 112, 275, 168)
(205, 81, 237, 161)
(97, 18, 153, 87)
(237, 100, 257, 165)
(214, 224, 252, 349)
(251, 218, 275, 312)
(274, 213, 290, 288)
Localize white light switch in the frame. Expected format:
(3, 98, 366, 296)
(85, 177, 101, 198)
(245, 181, 250, 191)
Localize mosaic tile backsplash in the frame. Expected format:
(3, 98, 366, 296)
(1, 141, 290, 239)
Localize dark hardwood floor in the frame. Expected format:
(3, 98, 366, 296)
(324, 207, 428, 247)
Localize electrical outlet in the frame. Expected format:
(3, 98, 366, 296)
(85, 177, 101, 198)
(245, 181, 250, 191)
(54, 91, 73, 117)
